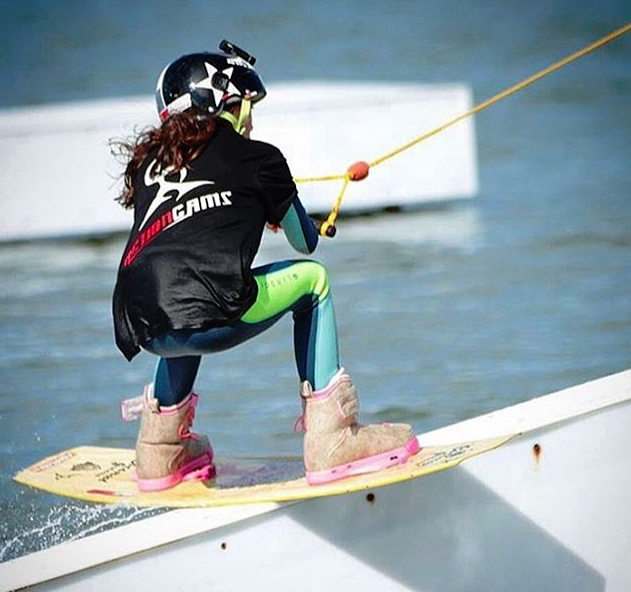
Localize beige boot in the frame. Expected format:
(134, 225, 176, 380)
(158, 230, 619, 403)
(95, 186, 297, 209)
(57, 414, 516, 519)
(135, 387, 215, 492)
(301, 369, 420, 484)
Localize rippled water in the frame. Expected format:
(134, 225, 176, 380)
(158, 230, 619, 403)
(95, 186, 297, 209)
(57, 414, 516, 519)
(1, 0, 630, 563)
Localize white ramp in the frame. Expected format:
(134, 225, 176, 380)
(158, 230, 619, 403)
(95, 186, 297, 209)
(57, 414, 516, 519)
(1, 369, 629, 591)
(0, 81, 477, 241)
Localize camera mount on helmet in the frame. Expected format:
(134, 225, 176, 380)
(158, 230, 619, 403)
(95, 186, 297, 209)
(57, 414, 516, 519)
(219, 40, 257, 66)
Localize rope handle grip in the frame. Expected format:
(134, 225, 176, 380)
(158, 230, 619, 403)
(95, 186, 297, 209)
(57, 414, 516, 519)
(312, 217, 337, 238)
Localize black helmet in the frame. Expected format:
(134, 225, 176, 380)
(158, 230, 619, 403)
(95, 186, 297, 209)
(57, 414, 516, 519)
(155, 41, 266, 122)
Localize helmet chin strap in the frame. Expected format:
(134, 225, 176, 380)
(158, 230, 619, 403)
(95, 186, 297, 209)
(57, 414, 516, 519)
(218, 98, 251, 136)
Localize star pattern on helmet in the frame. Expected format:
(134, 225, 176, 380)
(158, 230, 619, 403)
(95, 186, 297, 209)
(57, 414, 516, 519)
(193, 62, 241, 107)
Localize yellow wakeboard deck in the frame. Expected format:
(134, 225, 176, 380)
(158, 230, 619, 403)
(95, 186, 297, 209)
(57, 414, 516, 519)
(14, 436, 513, 508)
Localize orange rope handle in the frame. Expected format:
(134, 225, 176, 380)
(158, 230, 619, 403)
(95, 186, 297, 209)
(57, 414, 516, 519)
(318, 176, 350, 237)
(316, 162, 370, 236)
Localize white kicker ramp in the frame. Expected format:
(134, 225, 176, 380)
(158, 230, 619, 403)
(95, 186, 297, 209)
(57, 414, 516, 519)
(0, 81, 477, 241)
(0, 369, 629, 591)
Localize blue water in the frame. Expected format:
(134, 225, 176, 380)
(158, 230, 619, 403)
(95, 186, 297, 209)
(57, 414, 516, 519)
(0, 0, 630, 563)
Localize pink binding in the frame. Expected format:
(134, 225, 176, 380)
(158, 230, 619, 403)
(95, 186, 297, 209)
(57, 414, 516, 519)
(134, 450, 215, 492)
(156, 392, 198, 416)
(294, 368, 349, 432)
(310, 368, 348, 399)
(131, 388, 215, 492)
(305, 436, 421, 485)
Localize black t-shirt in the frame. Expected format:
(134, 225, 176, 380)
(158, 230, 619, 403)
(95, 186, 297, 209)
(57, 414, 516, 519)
(112, 123, 296, 360)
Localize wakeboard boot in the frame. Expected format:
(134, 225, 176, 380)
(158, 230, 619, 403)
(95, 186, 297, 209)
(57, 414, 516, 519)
(300, 369, 420, 485)
(135, 387, 215, 492)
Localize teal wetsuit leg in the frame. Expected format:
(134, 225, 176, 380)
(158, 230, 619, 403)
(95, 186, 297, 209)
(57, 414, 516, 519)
(146, 260, 340, 404)
(241, 260, 340, 391)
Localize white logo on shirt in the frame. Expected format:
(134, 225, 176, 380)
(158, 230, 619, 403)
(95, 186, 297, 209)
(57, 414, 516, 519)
(139, 160, 215, 230)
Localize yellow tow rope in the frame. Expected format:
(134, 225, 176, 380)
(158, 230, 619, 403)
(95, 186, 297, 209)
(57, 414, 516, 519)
(298, 20, 631, 237)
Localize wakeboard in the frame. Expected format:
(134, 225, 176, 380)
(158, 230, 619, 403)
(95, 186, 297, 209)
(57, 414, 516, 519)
(14, 436, 512, 508)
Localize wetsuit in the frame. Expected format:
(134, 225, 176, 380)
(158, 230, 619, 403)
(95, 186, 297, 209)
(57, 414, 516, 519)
(113, 122, 339, 405)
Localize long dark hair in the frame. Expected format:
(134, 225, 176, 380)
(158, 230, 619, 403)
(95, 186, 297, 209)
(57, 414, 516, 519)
(111, 110, 217, 209)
